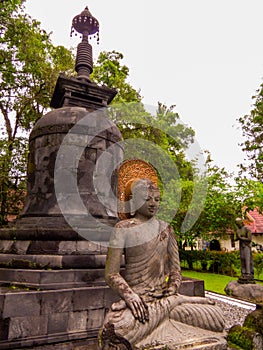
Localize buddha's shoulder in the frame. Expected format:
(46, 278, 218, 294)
(115, 218, 140, 228)
(158, 220, 173, 231)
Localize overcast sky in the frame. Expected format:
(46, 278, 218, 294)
(25, 0, 263, 175)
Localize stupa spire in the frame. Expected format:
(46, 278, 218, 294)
(70, 6, 100, 81)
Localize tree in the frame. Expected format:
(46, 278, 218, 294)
(92, 51, 196, 180)
(238, 81, 263, 181)
(0, 2, 75, 225)
(235, 177, 263, 213)
(160, 154, 243, 249)
(91, 50, 141, 103)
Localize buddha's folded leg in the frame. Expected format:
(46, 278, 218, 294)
(100, 297, 173, 348)
(170, 302, 225, 332)
(100, 295, 225, 349)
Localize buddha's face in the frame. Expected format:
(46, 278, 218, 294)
(133, 188, 160, 219)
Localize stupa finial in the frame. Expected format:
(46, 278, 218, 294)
(70, 6, 100, 81)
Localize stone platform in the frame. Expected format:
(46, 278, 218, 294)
(225, 280, 263, 304)
(135, 320, 227, 350)
(0, 276, 205, 350)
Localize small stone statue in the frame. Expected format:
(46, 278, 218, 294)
(99, 160, 227, 349)
(235, 218, 254, 284)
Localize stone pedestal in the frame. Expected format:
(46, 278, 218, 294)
(135, 320, 227, 350)
(225, 280, 263, 304)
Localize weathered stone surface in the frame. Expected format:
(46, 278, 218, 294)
(13, 241, 31, 255)
(0, 241, 13, 253)
(227, 325, 263, 350)
(3, 292, 41, 318)
(243, 304, 263, 335)
(28, 241, 60, 255)
(179, 277, 205, 297)
(135, 320, 227, 350)
(73, 287, 105, 311)
(41, 290, 73, 314)
(58, 241, 77, 254)
(9, 338, 98, 350)
(0, 293, 5, 316)
(0, 254, 63, 269)
(47, 312, 68, 334)
(225, 280, 263, 303)
(87, 308, 105, 329)
(68, 311, 87, 332)
(0, 319, 9, 340)
(8, 315, 48, 340)
(76, 241, 101, 255)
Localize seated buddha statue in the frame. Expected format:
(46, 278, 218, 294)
(99, 160, 227, 350)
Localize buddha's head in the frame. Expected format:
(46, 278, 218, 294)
(129, 179, 160, 219)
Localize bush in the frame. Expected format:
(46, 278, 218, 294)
(179, 250, 240, 277)
(253, 252, 263, 279)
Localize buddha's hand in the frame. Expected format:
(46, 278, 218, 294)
(124, 292, 149, 323)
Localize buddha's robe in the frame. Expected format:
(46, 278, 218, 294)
(100, 218, 225, 349)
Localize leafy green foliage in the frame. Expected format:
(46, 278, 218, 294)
(91, 51, 141, 103)
(253, 252, 263, 279)
(238, 81, 263, 181)
(0, 2, 75, 225)
(235, 177, 263, 213)
(180, 250, 240, 277)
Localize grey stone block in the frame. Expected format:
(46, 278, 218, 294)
(13, 241, 31, 254)
(41, 270, 75, 284)
(76, 241, 101, 255)
(179, 279, 194, 296)
(41, 290, 73, 315)
(28, 241, 60, 254)
(15, 269, 41, 284)
(73, 287, 105, 311)
(0, 241, 13, 253)
(62, 255, 97, 268)
(48, 312, 68, 334)
(68, 311, 87, 332)
(87, 308, 104, 329)
(194, 279, 205, 297)
(3, 292, 41, 318)
(79, 269, 105, 285)
(8, 315, 48, 340)
(59, 241, 77, 255)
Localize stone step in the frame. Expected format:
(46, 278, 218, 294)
(0, 254, 107, 269)
(0, 268, 106, 290)
(0, 240, 108, 255)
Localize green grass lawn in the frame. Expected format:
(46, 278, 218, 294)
(182, 270, 237, 295)
(182, 269, 263, 295)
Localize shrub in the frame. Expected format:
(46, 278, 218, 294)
(253, 252, 263, 279)
(179, 250, 240, 277)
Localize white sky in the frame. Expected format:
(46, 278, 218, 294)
(25, 0, 263, 175)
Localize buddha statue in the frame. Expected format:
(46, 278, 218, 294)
(99, 160, 227, 349)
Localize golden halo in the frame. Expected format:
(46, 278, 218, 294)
(117, 159, 158, 220)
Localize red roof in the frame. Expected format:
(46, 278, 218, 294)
(245, 208, 263, 234)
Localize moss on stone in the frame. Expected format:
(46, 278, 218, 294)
(227, 325, 262, 350)
(243, 306, 263, 335)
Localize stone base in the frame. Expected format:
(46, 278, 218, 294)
(238, 273, 255, 284)
(135, 320, 227, 350)
(225, 280, 263, 303)
(0, 278, 205, 349)
(0, 285, 118, 350)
